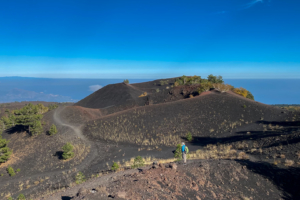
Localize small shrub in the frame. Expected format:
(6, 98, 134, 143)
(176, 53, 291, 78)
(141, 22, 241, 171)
(62, 143, 74, 160)
(174, 144, 182, 159)
(233, 87, 248, 98)
(156, 88, 160, 93)
(246, 91, 254, 100)
(131, 156, 145, 168)
(198, 82, 212, 93)
(285, 159, 294, 166)
(7, 197, 13, 200)
(75, 172, 86, 184)
(186, 132, 193, 142)
(7, 166, 15, 176)
(17, 194, 26, 200)
(123, 79, 129, 84)
(243, 105, 247, 108)
(111, 162, 119, 171)
(48, 124, 57, 136)
(16, 168, 21, 173)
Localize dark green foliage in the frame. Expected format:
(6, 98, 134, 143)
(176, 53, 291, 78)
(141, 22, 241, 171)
(207, 74, 224, 84)
(75, 172, 86, 184)
(49, 124, 57, 136)
(174, 144, 182, 159)
(0, 136, 12, 163)
(246, 91, 255, 100)
(62, 143, 74, 160)
(175, 75, 201, 86)
(131, 156, 145, 168)
(123, 79, 129, 84)
(111, 162, 119, 171)
(7, 166, 15, 176)
(243, 105, 247, 108)
(186, 132, 193, 142)
(17, 194, 26, 200)
(31, 120, 43, 136)
(14, 103, 44, 136)
(48, 104, 58, 111)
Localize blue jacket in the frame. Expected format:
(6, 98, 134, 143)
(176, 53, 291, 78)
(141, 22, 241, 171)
(181, 145, 185, 153)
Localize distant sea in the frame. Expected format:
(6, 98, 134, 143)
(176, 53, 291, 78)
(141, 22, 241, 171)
(0, 77, 299, 104)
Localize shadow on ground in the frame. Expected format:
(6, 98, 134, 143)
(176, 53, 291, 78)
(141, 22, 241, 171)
(186, 120, 300, 148)
(236, 160, 300, 200)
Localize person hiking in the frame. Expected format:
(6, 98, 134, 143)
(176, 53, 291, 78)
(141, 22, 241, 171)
(181, 142, 189, 164)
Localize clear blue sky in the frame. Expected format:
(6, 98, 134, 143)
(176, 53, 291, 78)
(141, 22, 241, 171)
(0, 0, 299, 79)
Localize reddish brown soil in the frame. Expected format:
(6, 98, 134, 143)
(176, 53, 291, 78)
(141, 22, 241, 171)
(43, 160, 284, 200)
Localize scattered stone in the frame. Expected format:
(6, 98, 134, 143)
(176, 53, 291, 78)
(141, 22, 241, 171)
(77, 187, 88, 197)
(159, 163, 165, 169)
(117, 191, 127, 199)
(169, 163, 177, 170)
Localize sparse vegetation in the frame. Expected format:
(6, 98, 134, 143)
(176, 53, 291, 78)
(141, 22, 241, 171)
(17, 194, 26, 200)
(48, 124, 58, 136)
(7, 166, 16, 176)
(75, 172, 86, 184)
(111, 162, 119, 171)
(16, 168, 21, 173)
(186, 132, 193, 141)
(233, 87, 255, 100)
(131, 156, 145, 168)
(138, 92, 147, 97)
(62, 142, 75, 160)
(207, 74, 224, 84)
(159, 80, 169, 86)
(174, 144, 182, 159)
(285, 159, 294, 167)
(156, 88, 160, 93)
(0, 135, 12, 163)
(123, 79, 129, 84)
(48, 103, 58, 111)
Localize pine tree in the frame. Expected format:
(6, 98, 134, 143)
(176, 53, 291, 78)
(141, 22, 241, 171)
(49, 124, 57, 136)
(62, 143, 74, 160)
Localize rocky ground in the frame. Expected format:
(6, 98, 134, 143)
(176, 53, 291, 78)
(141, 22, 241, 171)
(43, 159, 288, 200)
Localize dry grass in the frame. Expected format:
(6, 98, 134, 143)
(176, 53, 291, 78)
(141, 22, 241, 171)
(138, 92, 147, 97)
(284, 159, 294, 167)
(189, 144, 249, 160)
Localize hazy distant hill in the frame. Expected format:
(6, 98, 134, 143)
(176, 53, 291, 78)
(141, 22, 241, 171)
(0, 88, 77, 103)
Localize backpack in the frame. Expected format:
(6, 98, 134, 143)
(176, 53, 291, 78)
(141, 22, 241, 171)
(185, 146, 189, 154)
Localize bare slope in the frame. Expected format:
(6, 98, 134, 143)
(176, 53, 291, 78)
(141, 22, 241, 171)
(82, 90, 291, 146)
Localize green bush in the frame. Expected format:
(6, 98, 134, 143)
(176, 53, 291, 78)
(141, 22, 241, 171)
(62, 143, 74, 160)
(0, 136, 12, 163)
(174, 144, 182, 159)
(123, 79, 129, 84)
(246, 91, 255, 100)
(111, 162, 119, 171)
(207, 74, 224, 84)
(7, 166, 15, 176)
(16, 168, 21, 173)
(131, 156, 145, 168)
(49, 124, 57, 136)
(7, 197, 13, 200)
(48, 104, 58, 111)
(17, 193, 26, 200)
(243, 105, 247, 108)
(75, 172, 86, 184)
(186, 132, 193, 142)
